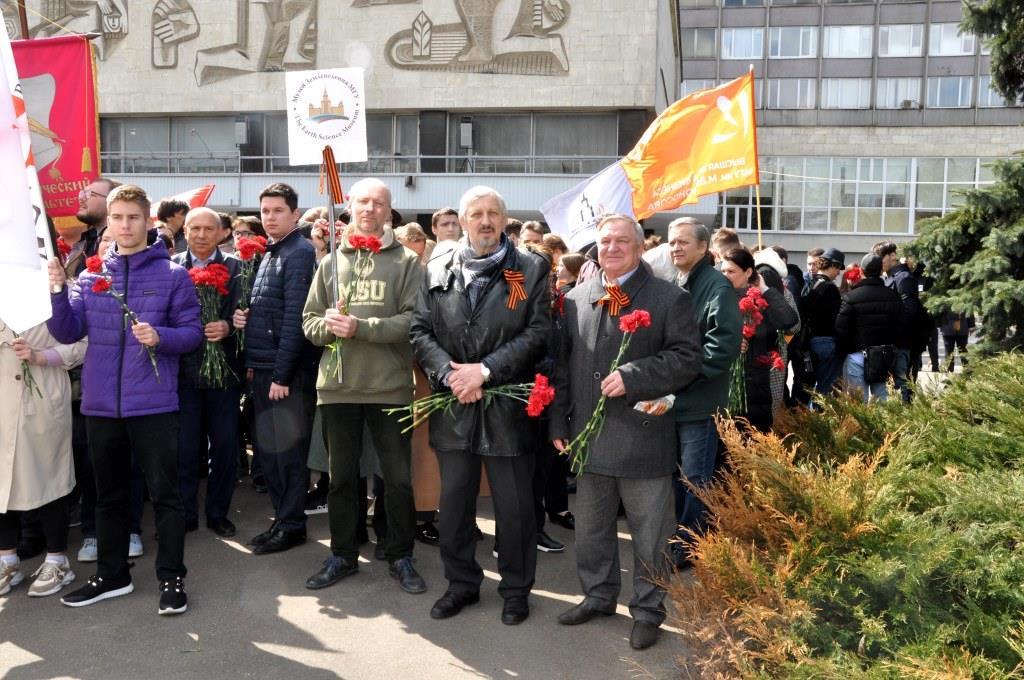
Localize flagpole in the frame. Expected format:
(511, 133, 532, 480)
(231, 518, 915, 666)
(748, 64, 763, 249)
(16, 2, 29, 39)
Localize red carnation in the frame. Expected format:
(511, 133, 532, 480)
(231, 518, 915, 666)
(754, 354, 771, 367)
(86, 255, 103, 273)
(236, 236, 267, 262)
(56, 237, 72, 260)
(742, 324, 756, 339)
(92, 278, 111, 294)
(844, 266, 863, 285)
(349, 234, 366, 250)
(363, 235, 383, 254)
(526, 373, 556, 417)
(771, 352, 786, 372)
(618, 309, 652, 334)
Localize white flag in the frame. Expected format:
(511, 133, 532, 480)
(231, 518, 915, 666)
(0, 30, 52, 333)
(286, 68, 368, 166)
(540, 163, 635, 253)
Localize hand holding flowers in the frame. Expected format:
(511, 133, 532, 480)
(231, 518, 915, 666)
(188, 263, 235, 387)
(86, 256, 160, 380)
(234, 235, 267, 353)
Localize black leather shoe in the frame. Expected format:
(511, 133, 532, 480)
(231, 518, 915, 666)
(501, 596, 530, 625)
(251, 474, 268, 494)
(415, 522, 440, 546)
(252, 528, 306, 555)
(548, 511, 575, 531)
(430, 590, 480, 620)
(207, 517, 236, 538)
(305, 555, 358, 589)
(557, 601, 615, 625)
(629, 620, 661, 650)
(248, 523, 278, 547)
(474, 525, 484, 541)
(389, 557, 427, 594)
(537, 531, 565, 553)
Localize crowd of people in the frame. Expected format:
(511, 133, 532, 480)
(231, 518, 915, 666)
(0, 176, 964, 652)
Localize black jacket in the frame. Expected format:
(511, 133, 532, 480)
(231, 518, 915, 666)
(800, 275, 841, 338)
(834, 277, 902, 355)
(172, 250, 243, 389)
(885, 263, 929, 351)
(740, 286, 798, 431)
(410, 244, 551, 457)
(785, 263, 805, 297)
(244, 228, 319, 383)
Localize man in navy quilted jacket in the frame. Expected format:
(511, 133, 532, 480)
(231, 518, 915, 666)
(232, 183, 319, 554)
(47, 185, 202, 615)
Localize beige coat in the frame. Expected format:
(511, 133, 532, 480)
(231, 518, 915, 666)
(0, 320, 86, 513)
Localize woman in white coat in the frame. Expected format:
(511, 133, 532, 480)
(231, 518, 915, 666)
(0, 319, 86, 597)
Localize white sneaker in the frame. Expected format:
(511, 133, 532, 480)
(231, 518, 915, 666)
(0, 559, 24, 596)
(128, 533, 144, 558)
(77, 537, 98, 563)
(28, 560, 76, 597)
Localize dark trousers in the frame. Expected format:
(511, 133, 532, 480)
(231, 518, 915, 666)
(86, 414, 187, 582)
(532, 441, 568, 531)
(178, 384, 241, 523)
(250, 369, 315, 533)
(322, 403, 414, 563)
(943, 335, 969, 372)
(0, 496, 70, 553)
(436, 449, 536, 599)
(673, 419, 720, 544)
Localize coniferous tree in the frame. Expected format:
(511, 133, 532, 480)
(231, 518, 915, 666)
(905, 154, 1024, 355)
(961, 0, 1024, 102)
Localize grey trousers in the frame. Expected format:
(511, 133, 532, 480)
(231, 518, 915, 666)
(575, 472, 675, 625)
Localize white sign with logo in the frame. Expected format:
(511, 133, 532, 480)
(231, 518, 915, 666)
(285, 67, 367, 166)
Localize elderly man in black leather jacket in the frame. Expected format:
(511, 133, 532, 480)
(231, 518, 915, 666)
(410, 185, 550, 626)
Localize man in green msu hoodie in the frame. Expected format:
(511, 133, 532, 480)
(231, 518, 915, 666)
(667, 217, 741, 571)
(301, 178, 426, 595)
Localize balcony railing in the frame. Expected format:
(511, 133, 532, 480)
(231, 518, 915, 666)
(100, 152, 619, 176)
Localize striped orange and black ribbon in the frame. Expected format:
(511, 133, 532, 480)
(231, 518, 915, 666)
(504, 269, 527, 311)
(597, 284, 630, 316)
(320, 146, 344, 204)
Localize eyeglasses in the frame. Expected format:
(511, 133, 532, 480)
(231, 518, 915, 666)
(78, 190, 108, 201)
(233, 230, 254, 238)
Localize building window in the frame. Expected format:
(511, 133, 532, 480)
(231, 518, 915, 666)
(927, 76, 973, 108)
(721, 27, 764, 60)
(679, 0, 718, 6)
(821, 78, 871, 108)
(928, 23, 976, 56)
(823, 25, 873, 58)
(878, 24, 923, 57)
(769, 26, 817, 58)
(978, 75, 1011, 108)
(682, 27, 717, 59)
(722, 0, 764, 6)
(766, 78, 816, 108)
(876, 78, 922, 109)
(682, 79, 716, 96)
(769, 0, 818, 5)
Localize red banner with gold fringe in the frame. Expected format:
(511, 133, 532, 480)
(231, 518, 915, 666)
(12, 35, 99, 219)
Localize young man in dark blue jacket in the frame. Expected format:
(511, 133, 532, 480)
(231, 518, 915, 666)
(233, 183, 319, 554)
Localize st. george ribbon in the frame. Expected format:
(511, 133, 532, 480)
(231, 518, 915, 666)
(320, 145, 345, 383)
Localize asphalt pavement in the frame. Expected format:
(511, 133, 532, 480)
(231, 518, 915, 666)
(0, 480, 688, 679)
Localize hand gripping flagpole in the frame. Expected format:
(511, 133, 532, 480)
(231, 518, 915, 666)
(321, 145, 345, 383)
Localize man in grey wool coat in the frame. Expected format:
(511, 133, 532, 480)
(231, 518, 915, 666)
(550, 214, 702, 651)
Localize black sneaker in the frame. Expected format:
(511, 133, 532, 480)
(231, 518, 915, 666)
(61, 574, 134, 608)
(252, 474, 268, 494)
(158, 577, 187, 615)
(389, 557, 427, 594)
(537, 531, 565, 553)
(304, 487, 328, 515)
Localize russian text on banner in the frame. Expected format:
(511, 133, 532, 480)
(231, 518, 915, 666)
(542, 72, 758, 248)
(11, 35, 99, 224)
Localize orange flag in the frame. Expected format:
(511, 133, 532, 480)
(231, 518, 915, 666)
(623, 72, 758, 220)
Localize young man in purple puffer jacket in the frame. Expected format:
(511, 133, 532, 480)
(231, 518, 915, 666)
(47, 185, 202, 615)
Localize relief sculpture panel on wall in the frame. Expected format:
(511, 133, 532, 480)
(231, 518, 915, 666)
(385, 0, 570, 75)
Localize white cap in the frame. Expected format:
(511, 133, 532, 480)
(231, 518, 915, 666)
(753, 248, 787, 278)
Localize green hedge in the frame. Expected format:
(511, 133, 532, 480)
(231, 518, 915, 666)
(671, 355, 1024, 679)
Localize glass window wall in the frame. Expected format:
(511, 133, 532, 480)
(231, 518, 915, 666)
(769, 26, 818, 58)
(876, 78, 922, 108)
(722, 27, 764, 60)
(821, 78, 872, 108)
(878, 24, 923, 57)
(766, 78, 816, 108)
(823, 25, 873, 58)
(927, 76, 973, 108)
(928, 23, 976, 56)
(682, 28, 718, 59)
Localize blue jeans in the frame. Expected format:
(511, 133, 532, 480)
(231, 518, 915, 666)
(673, 419, 719, 543)
(843, 353, 888, 403)
(809, 336, 840, 398)
(893, 349, 913, 403)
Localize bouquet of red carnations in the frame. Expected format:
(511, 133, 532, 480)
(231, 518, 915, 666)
(324, 233, 382, 382)
(728, 287, 769, 415)
(188, 263, 235, 387)
(560, 309, 651, 476)
(86, 256, 160, 380)
(235, 235, 268, 353)
(384, 373, 555, 434)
